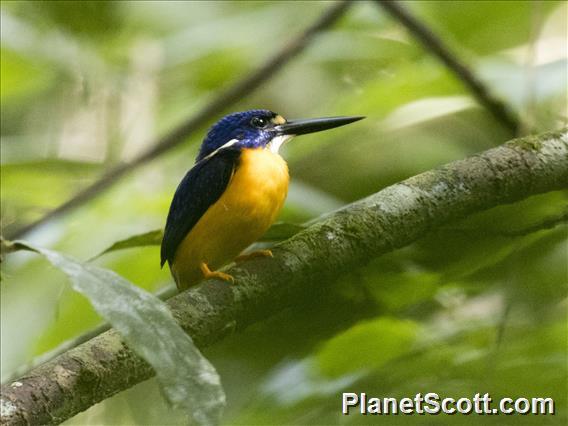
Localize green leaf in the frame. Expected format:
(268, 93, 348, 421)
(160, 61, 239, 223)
(413, 0, 561, 55)
(317, 317, 418, 378)
(90, 229, 164, 260)
(15, 241, 225, 426)
(0, 160, 102, 234)
(0, 49, 56, 103)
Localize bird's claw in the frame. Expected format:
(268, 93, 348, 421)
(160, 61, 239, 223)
(200, 262, 234, 283)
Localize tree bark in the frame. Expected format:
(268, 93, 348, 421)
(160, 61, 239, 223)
(1, 129, 567, 425)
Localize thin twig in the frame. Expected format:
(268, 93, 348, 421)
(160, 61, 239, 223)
(376, 0, 521, 134)
(5, 1, 351, 240)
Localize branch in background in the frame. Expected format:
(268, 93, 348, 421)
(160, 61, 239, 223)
(6, 1, 351, 240)
(500, 209, 568, 236)
(442, 209, 568, 237)
(2, 129, 566, 425)
(376, 0, 521, 134)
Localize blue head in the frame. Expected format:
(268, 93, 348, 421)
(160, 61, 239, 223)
(196, 109, 365, 162)
(197, 109, 284, 161)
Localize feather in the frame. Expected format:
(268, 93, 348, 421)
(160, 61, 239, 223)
(160, 148, 240, 267)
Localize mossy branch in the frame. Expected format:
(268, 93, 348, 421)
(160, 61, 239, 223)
(1, 130, 567, 425)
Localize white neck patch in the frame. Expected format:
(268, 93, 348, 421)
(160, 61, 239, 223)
(202, 138, 239, 161)
(267, 135, 294, 154)
(202, 134, 293, 161)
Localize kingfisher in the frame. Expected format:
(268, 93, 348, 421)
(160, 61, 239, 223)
(161, 109, 364, 290)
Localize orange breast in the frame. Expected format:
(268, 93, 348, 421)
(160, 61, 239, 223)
(171, 148, 289, 289)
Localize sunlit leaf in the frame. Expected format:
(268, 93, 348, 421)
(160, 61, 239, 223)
(14, 241, 225, 426)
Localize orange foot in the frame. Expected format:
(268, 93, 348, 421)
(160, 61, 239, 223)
(200, 262, 234, 284)
(235, 249, 273, 263)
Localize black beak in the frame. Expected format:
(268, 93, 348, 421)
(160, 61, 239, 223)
(275, 115, 365, 136)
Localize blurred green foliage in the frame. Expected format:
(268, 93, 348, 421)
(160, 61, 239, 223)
(317, 317, 419, 378)
(1, 1, 566, 425)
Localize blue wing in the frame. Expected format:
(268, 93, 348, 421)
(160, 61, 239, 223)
(161, 149, 241, 267)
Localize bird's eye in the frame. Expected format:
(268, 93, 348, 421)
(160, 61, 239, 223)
(251, 116, 268, 128)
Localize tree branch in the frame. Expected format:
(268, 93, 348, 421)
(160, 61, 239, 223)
(2, 129, 567, 425)
(376, 0, 521, 134)
(5, 0, 351, 240)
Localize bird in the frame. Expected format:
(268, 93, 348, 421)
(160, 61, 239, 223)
(161, 109, 364, 290)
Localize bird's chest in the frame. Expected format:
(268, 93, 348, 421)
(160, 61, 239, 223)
(221, 148, 290, 221)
